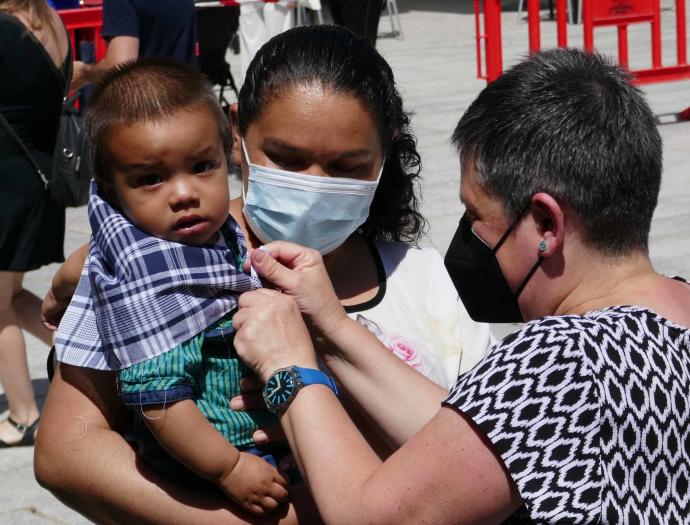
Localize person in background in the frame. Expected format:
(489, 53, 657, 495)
(69, 0, 196, 91)
(238, 0, 294, 77)
(326, 0, 384, 45)
(0, 0, 68, 447)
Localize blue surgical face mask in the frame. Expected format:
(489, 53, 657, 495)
(241, 140, 383, 255)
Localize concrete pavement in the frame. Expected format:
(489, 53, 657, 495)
(1, 0, 689, 522)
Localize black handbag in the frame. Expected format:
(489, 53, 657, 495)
(49, 52, 92, 207)
(50, 87, 92, 207)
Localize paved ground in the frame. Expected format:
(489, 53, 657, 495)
(1, 0, 688, 522)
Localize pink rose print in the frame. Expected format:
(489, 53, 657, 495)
(355, 314, 426, 371)
(381, 335, 423, 370)
(354, 314, 448, 388)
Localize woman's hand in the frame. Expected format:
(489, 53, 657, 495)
(233, 288, 319, 383)
(244, 243, 349, 340)
(230, 376, 288, 445)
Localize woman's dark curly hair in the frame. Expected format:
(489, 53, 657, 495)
(237, 25, 426, 244)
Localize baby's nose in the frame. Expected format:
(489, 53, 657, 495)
(169, 179, 199, 207)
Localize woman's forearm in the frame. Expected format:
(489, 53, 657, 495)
(35, 365, 305, 525)
(37, 416, 241, 525)
(281, 387, 520, 525)
(279, 385, 383, 524)
(320, 317, 447, 446)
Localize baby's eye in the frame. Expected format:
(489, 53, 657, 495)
(192, 161, 215, 174)
(138, 174, 163, 187)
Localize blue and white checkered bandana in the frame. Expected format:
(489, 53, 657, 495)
(55, 183, 261, 371)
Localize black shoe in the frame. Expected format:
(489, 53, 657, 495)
(0, 416, 39, 448)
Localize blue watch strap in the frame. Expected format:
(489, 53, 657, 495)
(294, 367, 339, 396)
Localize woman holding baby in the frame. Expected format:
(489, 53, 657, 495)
(35, 25, 492, 523)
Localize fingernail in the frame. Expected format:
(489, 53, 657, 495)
(229, 397, 244, 410)
(258, 246, 272, 256)
(253, 430, 269, 443)
(252, 249, 266, 262)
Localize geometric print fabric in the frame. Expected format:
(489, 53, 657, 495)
(444, 306, 690, 524)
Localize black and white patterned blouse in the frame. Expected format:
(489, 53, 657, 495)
(444, 305, 690, 524)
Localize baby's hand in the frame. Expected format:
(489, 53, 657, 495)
(41, 288, 70, 332)
(219, 451, 289, 516)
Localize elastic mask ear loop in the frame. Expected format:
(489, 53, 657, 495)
(514, 256, 542, 298)
(489, 207, 542, 299)
(240, 139, 251, 203)
(374, 161, 385, 184)
(490, 220, 518, 255)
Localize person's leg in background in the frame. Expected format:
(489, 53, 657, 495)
(327, 0, 345, 26)
(10, 274, 52, 347)
(264, 1, 293, 39)
(326, 0, 383, 45)
(0, 272, 42, 446)
(363, 0, 384, 45)
(239, 2, 269, 77)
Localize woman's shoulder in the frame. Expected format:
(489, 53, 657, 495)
(478, 305, 689, 385)
(0, 11, 23, 36)
(489, 306, 678, 351)
(462, 311, 620, 382)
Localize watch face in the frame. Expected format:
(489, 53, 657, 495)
(264, 369, 296, 409)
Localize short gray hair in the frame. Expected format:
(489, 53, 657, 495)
(452, 48, 662, 256)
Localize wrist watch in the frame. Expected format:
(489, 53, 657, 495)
(263, 366, 339, 414)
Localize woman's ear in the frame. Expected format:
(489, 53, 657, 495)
(530, 193, 565, 257)
(229, 103, 242, 166)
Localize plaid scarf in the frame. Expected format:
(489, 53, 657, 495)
(55, 183, 261, 370)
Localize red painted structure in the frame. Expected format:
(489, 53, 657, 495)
(58, 1, 276, 61)
(474, 0, 690, 86)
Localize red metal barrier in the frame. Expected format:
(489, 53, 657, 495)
(59, 7, 106, 61)
(475, 0, 690, 86)
(58, 1, 276, 62)
(474, 0, 503, 80)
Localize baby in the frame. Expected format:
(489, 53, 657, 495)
(52, 58, 287, 516)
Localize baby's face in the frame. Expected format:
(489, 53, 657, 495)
(106, 105, 230, 246)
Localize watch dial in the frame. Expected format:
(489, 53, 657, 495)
(266, 370, 296, 407)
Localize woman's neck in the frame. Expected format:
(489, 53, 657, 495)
(229, 197, 261, 250)
(324, 235, 380, 306)
(554, 252, 656, 316)
(549, 249, 690, 328)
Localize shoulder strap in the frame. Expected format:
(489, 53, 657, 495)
(0, 113, 49, 188)
(61, 22, 73, 98)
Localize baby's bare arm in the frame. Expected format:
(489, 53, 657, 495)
(143, 400, 288, 516)
(143, 400, 241, 481)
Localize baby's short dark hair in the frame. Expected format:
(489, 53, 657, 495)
(85, 57, 230, 186)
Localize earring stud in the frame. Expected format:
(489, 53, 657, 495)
(538, 240, 548, 252)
